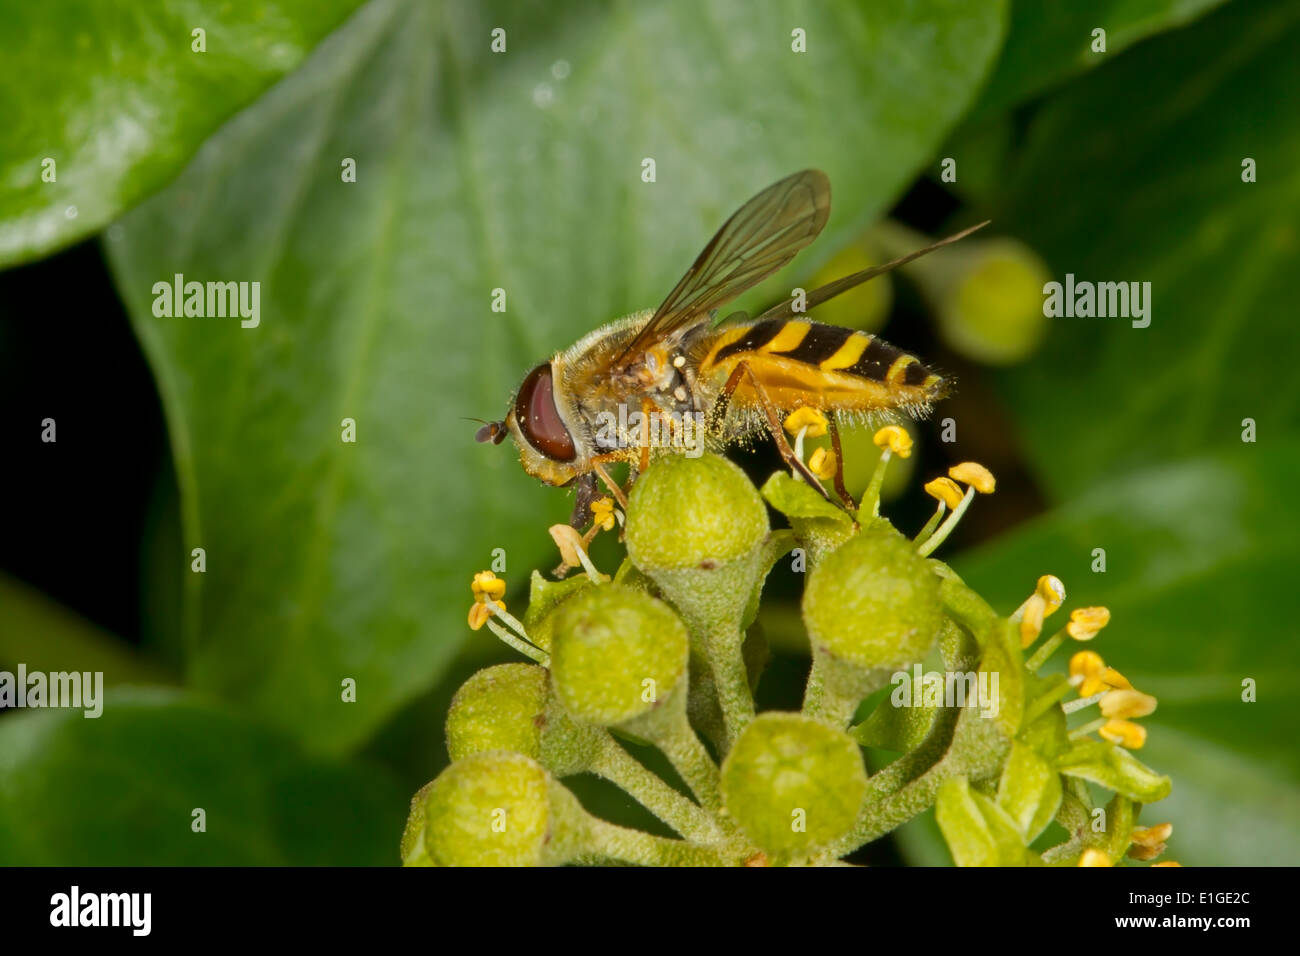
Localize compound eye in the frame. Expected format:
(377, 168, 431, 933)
(514, 363, 576, 461)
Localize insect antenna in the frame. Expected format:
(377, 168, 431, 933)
(754, 220, 991, 322)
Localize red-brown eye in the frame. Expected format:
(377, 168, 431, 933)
(514, 363, 576, 461)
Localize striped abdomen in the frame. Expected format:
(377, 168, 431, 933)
(698, 318, 948, 414)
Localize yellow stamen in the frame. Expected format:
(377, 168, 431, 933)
(872, 424, 913, 459)
(1131, 823, 1173, 847)
(1067, 605, 1111, 640)
(1101, 667, 1132, 690)
(471, 570, 506, 601)
(549, 524, 585, 570)
(949, 461, 996, 494)
(1069, 650, 1105, 680)
(1036, 574, 1066, 614)
(468, 600, 505, 631)
(1019, 594, 1046, 648)
(1151, 861, 1182, 867)
(1128, 843, 1166, 861)
(808, 447, 837, 480)
(924, 476, 965, 510)
(1071, 650, 1109, 696)
(1078, 849, 1112, 867)
(1100, 688, 1158, 719)
(590, 497, 617, 532)
(1099, 718, 1147, 749)
(783, 407, 828, 438)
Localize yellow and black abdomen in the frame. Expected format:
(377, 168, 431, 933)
(697, 318, 948, 419)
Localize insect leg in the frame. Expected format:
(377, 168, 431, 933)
(639, 396, 653, 474)
(825, 414, 856, 509)
(590, 458, 630, 510)
(569, 472, 602, 528)
(728, 360, 835, 503)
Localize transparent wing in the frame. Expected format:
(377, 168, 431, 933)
(612, 169, 830, 366)
(753, 220, 991, 322)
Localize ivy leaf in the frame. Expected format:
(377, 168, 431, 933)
(0, 688, 405, 865)
(992, 0, 1300, 498)
(105, 0, 1006, 751)
(969, 0, 1228, 120)
(0, 0, 362, 266)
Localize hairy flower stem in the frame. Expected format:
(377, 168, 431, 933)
(680, 606, 755, 747)
(802, 651, 888, 728)
(587, 734, 723, 842)
(707, 638, 756, 747)
(583, 818, 731, 866)
(655, 714, 724, 812)
(626, 692, 724, 811)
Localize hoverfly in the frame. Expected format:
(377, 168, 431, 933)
(475, 170, 986, 526)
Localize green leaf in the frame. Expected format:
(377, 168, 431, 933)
(106, 0, 1007, 750)
(970, 0, 1228, 120)
(955, 443, 1300, 864)
(997, 741, 1061, 842)
(760, 472, 851, 524)
(0, 688, 405, 865)
(852, 671, 941, 752)
(935, 776, 1030, 866)
(0, 0, 362, 267)
(1056, 739, 1171, 804)
(992, 0, 1300, 498)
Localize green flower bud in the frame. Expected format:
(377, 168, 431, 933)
(625, 453, 768, 572)
(626, 454, 770, 741)
(803, 526, 942, 672)
(445, 663, 601, 775)
(721, 713, 867, 859)
(938, 239, 1051, 366)
(446, 664, 548, 762)
(419, 751, 727, 867)
(399, 781, 435, 865)
(872, 220, 1051, 366)
(421, 751, 588, 866)
(550, 585, 689, 726)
